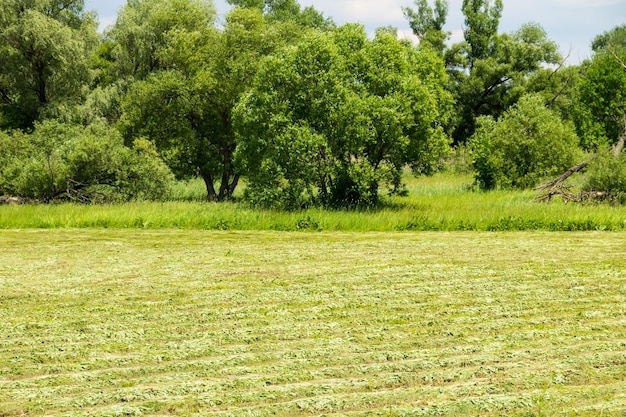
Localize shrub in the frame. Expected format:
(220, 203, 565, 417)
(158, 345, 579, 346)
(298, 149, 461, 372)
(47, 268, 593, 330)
(470, 94, 581, 189)
(583, 152, 626, 204)
(0, 121, 174, 202)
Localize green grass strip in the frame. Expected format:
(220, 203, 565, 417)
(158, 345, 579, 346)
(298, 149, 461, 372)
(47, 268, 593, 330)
(2, 174, 626, 231)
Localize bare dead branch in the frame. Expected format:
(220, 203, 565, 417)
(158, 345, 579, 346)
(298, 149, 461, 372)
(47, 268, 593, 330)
(534, 155, 598, 192)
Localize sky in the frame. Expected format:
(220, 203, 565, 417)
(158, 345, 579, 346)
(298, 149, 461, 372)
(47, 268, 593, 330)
(85, 0, 626, 65)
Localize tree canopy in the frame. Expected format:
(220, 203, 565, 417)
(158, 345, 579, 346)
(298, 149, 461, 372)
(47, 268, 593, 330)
(0, 121, 173, 201)
(0, 0, 98, 129)
(403, 0, 449, 53)
(1, 0, 626, 205)
(118, 5, 310, 201)
(470, 94, 580, 190)
(573, 25, 626, 150)
(234, 25, 452, 208)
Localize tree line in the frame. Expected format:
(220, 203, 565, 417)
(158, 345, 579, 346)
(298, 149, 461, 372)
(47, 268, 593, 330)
(1, 0, 625, 207)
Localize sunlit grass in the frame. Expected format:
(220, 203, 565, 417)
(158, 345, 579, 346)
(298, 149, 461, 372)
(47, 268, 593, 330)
(1, 173, 626, 231)
(0, 229, 624, 416)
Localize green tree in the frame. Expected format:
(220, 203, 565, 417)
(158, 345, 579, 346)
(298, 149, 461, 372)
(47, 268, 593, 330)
(470, 94, 580, 189)
(583, 152, 626, 204)
(461, 0, 502, 67)
(454, 24, 561, 143)
(227, 0, 333, 30)
(405, 1, 562, 144)
(449, 20, 561, 143)
(234, 25, 452, 208)
(119, 7, 296, 201)
(403, 0, 449, 53)
(105, 0, 216, 81)
(0, 121, 173, 201)
(573, 25, 626, 150)
(527, 64, 580, 121)
(0, 0, 98, 129)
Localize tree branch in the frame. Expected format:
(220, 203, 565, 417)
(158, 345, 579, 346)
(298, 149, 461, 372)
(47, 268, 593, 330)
(0, 88, 13, 105)
(533, 155, 598, 192)
(608, 48, 626, 71)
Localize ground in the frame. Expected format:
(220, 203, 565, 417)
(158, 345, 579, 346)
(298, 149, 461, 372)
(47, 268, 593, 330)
(1, 229, 624, 416)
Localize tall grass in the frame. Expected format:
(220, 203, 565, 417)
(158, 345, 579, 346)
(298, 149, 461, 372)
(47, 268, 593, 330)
(1, 173, 626, 231)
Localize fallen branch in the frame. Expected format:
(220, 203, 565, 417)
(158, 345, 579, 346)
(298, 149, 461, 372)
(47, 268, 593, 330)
(534, 132, 626, 202)
(534, 183, 609, 204)
(534, 155, 598, 192)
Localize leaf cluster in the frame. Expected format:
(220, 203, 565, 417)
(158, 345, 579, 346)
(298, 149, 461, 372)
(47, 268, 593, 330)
(234, 25, 452, 209)
(470, 94, 580, 189)
(0, 121, 173, 202)
(3, 0, 626, 207)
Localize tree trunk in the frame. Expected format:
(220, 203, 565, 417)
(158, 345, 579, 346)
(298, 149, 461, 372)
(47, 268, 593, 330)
(216, 172, 240, 201)
(227, 174, 240, 198)
(201, 173, 217, 201)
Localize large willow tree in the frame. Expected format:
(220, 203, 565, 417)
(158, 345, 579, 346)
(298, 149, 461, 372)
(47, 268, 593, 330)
(234, 25, 453, 209)
(0, 0, 98, 129)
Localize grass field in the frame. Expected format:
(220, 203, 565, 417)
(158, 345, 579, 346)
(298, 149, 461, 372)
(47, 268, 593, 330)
(1, 229, 625, 416)
(2, 174, 626, 231)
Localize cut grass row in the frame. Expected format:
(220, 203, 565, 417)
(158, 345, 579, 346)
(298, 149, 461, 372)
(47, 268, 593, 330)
(1, 229, 625, 416)
(2, 174, 626, 231)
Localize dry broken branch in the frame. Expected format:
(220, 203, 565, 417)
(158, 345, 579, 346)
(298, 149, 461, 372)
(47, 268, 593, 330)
(535, 130, 626, 201)
(533, 155, 598, 192)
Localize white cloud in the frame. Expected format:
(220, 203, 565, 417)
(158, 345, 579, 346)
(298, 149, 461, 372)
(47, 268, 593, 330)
(553, 0, 625, 7)
(397, 29, 419, 43)
(97, 15, 116, 32)
(300, 0, 407, 26)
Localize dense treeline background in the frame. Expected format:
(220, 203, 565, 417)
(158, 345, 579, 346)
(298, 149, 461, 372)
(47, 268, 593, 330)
(1, 0, 625, 208)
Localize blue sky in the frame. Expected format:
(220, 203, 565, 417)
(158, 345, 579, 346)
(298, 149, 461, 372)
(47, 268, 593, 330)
(85, 0, 626, 65)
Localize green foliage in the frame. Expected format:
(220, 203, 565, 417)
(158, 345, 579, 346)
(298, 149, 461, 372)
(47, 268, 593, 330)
(573, 25, 626, 150)
(591, 24, 626, 52)
(0, 0, 98, 129)
(470, 94, 580, 189)
(583, 152, 626, 203)
(227, 0, 334, 30)
(450, 20, 561, 143)
(105, 0, 216, 80)
(235, 25, 452, 209)
(119, 6, 300, 201)
(462, 0, 502, 65)
(415, 1, 565, 145)
(527, 65, 580, 121)
(119, 70, 205, 179)
(403, 0, 449, 53)
(0, 121, 173, 202)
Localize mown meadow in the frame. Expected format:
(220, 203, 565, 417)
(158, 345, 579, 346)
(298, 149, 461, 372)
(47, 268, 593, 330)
(0, 229, 625, 416)
(1, 174, 625, 416)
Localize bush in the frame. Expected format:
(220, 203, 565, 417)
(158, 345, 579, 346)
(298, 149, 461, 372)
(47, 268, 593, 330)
(0, 121, 174, 202)
(583, 152, 626, 204)
(470, 94, 581, 189)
